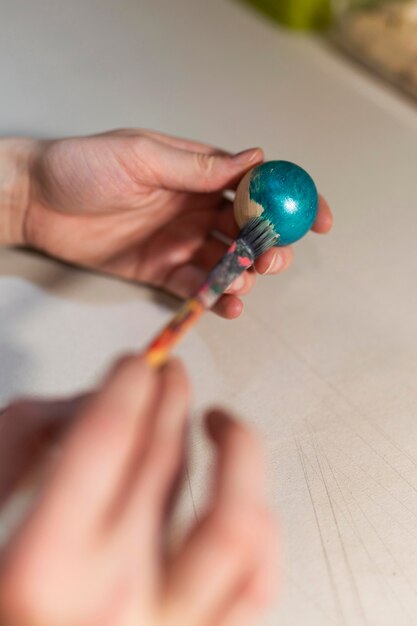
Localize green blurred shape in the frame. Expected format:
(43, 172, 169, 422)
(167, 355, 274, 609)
(242, 0, 332, 30)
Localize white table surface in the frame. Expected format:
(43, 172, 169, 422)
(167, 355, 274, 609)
(2, 1, 417, 624)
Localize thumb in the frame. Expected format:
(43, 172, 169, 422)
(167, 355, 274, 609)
(135, 137, 263, 192)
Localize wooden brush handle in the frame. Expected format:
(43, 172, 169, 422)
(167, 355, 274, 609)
(143, 238, 254, 367)
(144, 297, 205, 367)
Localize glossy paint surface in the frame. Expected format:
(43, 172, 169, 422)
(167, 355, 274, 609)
(235, 161, 319, 246)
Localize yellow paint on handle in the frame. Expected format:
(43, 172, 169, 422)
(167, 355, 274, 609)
(143, 298, 205, 368)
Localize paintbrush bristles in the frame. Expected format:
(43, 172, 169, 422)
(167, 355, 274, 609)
(238, 217, 279, 258)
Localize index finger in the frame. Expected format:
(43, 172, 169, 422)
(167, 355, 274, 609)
(39, 356, 159, 533)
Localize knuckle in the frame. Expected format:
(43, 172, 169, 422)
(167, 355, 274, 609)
(194, 152, 217, 188)
(132, 133, 152, 152)
(130, 134, 160, 169)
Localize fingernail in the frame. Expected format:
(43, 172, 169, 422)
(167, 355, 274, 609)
(232, 148, 261, 165)
(264, 252, 283, 274)
(226, 275, 244, 292)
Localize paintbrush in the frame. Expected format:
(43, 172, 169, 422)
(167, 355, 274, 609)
(144, 160, 319, 367)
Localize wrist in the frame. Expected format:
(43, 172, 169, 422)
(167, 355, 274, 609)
(0, 138, 38, 246)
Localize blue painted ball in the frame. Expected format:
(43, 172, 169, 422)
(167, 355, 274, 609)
(234, 160, 319, 246)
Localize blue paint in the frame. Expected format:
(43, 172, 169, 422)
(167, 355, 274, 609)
(249, 161, 318, 246)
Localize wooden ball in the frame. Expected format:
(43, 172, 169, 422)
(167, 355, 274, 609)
(234, 161, 319, 246)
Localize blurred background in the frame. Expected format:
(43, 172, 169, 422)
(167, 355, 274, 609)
(2, 2, 417, 626)
(247, 0, 417, 102)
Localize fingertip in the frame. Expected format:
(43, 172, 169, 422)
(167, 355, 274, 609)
(228, 297, 244, 319)
(103, 353, 152, 387)
(280, 246, 294, 271)
(255, 249, 282, 275)
(225, 274, 245, 294)
(161, 357, 191, 400)
(227, 148, 264, 190)
(213, 295, 243, 319)
(162, 356, 187, 374)
(312, 211, 333, 234)
(225, 271, 255, 296)
(255, 247, 293, 275)
(231, 147, 264, 168)
(205, 407, 234, 441)
(312, 195, 333, 233)
(193, 147, 264, 193)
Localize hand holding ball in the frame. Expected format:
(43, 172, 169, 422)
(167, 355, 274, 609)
(144, 160, 320, 367)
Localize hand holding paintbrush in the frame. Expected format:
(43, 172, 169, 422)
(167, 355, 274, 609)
(145, 160, 319, 367)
